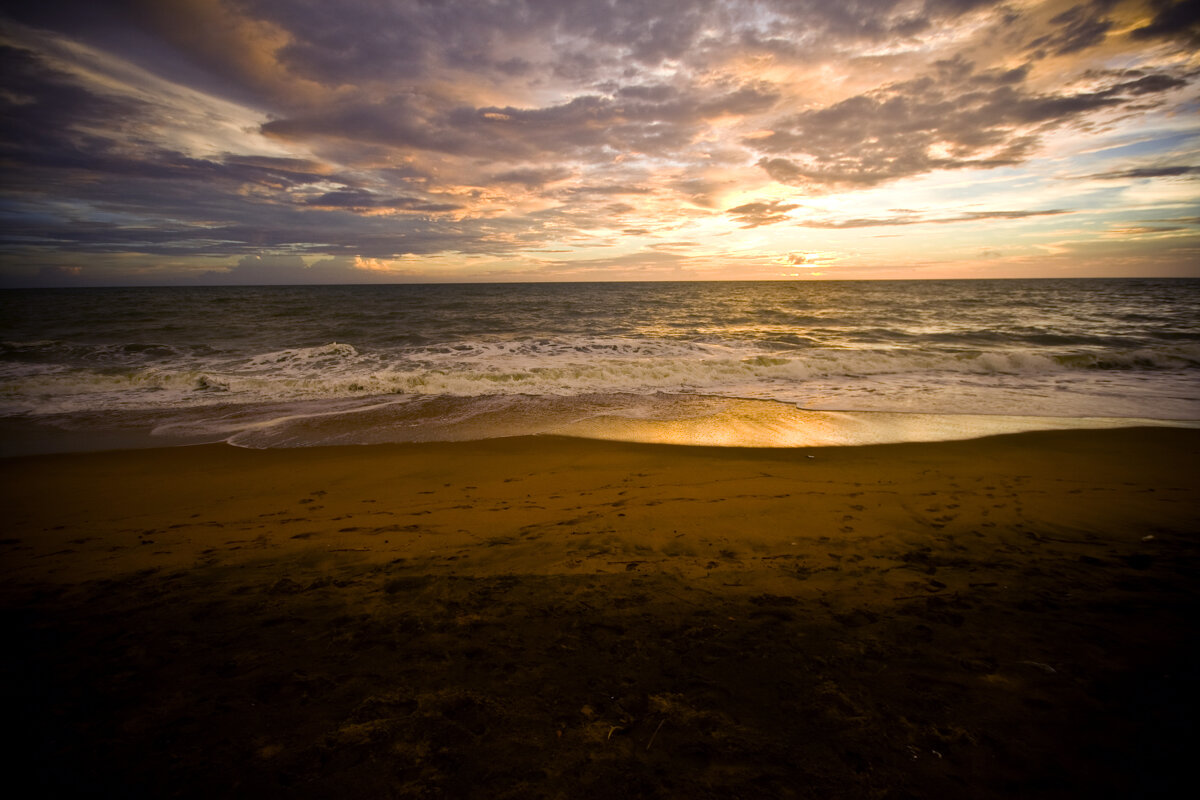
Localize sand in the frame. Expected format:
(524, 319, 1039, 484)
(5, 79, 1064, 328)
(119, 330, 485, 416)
(2, 428, 1198, 798)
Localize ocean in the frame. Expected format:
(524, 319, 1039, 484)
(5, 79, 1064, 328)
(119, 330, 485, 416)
(1, 279, 1197, 454)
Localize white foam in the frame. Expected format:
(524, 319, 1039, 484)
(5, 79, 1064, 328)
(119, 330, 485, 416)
(553, 405, 1200, 448)
(140, 393, 1200, 451)
(2, 337, 1197, 421)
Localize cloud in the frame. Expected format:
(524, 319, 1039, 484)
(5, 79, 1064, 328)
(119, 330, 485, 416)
(563, 184, 655, 196)
(725, 200, 801, 227)
(1, 1, 1198, 283)
(1104, 225, 1187, 235)
(260, 80, 779, 167)
(235, 0, 997, 88)
(198, 253, 403, 284)
(488, 166, 574, 188)
(303, 189, 462, 212)
(785, 252, 834, 265)
(1025, 1, 1118, 58)
(1083, 165, 1200, 179)
(0, 42, 149, 176)
(750, 57, 1188, 188)
(524, 248, 694, 280)
(1130, 0, 1200, 46)
(33, 265, 85, 285)
(796, 209, 1070, 228)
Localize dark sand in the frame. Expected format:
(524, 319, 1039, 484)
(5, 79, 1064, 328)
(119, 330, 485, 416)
(2, 428, 1198, 798)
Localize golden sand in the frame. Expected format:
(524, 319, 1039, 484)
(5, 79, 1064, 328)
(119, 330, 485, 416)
(3, 428, 1198, 797)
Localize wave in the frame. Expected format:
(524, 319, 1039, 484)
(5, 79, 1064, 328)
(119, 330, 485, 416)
(0, 339, 199, 362)
(2, 336, 1198, 419)
(85, 392, 1200, 451)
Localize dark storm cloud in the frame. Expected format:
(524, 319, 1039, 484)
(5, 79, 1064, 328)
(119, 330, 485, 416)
(0, 172, 535, 258)
(0, 41, 334, 193)
(0, 43, 148, 173)
(2, 1, 305, 110)
(750, 58, 1189, 188)
(0, 205, 534, 260)
(0, 37, 476, 260)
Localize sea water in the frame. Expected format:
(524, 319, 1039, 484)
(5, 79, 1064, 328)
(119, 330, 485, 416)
(1, 279, 1197, 454)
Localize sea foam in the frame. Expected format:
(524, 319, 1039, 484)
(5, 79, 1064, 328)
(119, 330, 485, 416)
(2, 280, 1197, 451)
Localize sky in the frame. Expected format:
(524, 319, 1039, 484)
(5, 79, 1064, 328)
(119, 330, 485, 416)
(0, 0, 1197, 285)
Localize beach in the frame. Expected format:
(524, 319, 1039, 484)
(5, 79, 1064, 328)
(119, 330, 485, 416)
(3, 427, 1198, 798)
(3, 0, 1199, 793)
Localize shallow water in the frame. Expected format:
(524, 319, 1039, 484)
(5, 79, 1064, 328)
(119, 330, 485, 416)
(1, 279, 1197, 453)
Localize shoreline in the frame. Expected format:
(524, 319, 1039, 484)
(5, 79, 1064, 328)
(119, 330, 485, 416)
(3, 428, 1199, 797)
(3, 394, 1197, 457)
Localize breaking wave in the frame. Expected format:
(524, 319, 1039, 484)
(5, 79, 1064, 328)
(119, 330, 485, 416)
(2, 337, 1198, 418)
(2, 280, 1197, 451)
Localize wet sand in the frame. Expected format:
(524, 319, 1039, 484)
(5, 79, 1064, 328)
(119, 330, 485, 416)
(2, 428, 1198, 798)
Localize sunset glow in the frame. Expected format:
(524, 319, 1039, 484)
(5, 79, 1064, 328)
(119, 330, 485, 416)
(1, 0, 1197, 285)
